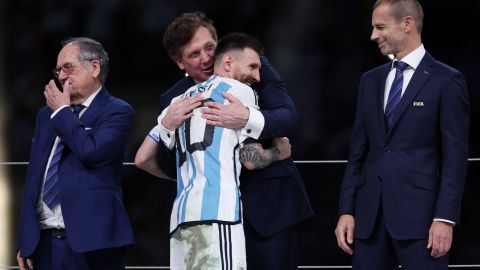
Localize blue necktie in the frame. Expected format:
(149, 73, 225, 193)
(42, 104, 85, 210)
(385, 61, 409, 129)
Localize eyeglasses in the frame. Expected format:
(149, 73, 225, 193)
(52, 60, 90, 78)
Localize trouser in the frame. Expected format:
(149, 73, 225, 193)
(32, 229, 126, 270)
(353, 210, 449, 270)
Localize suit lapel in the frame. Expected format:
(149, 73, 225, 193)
(377, 63, 391, 137)
(30, 110, 57, 192)
(386, 53, 434, 135)
(80, 88, 109, 124)
(42, 122, 57, 167)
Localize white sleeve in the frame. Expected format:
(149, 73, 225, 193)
(231, 83, 264, 142)
(50, 105, 70, 119)
(433, 218, 455, 226)
(157, 107, 176, 150)
(242, 106, 264, 140)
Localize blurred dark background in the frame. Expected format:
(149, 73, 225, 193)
(1, 0, 479, 267)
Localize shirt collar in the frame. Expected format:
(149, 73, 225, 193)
(391, 44, 426, 71)
(80, 86, 102, 108)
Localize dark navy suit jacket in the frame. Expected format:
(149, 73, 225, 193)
(18, 88, 135, 257)
(157, 56, 313, 237)
(339, 53, 470, 240)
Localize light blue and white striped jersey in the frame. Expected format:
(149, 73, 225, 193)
(158, 75, 259, 233)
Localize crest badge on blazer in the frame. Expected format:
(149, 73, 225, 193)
(413, 101, 424, 107)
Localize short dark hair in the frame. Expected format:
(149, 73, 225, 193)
(162, 11, 218, 62)
(374, 0, 424, 34)
(62, 37, 109, 84)
(214, 32, 264, 64)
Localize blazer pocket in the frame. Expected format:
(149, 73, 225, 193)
(410, 171, 438, 191)
(410, 100, 434, 118)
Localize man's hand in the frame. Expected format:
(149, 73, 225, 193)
(162, 94, 203, 130)
(202, 92, 249, 129)
(17, 251, 33, 270)
(273, 137, 291, 160)
(335, 214, 355, 255)
(427, 220, 453, 258)
(44, 79, 70, 111)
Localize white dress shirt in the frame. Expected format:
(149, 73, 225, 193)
(382, 46, 455, 226)
(383, 44, 426, 110)
(37, 87, 101, 229)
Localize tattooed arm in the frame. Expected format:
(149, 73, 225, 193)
(239, 137, 291, 170)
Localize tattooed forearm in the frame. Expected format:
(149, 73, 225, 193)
(239, 143, 280, 170)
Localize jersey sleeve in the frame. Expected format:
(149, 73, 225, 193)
(157, 95, 183, 150)
(157, 89, 194, 149)
(147, 124, 162, 144)
(233, 83, 258, 108)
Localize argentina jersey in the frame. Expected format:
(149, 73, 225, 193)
(158, 75, 259, 233)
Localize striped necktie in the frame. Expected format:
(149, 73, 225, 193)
(385, 61, 409, 129)
(42, 104, 85, 210)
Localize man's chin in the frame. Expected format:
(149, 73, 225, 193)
(205, 70, 214, 77)
(380, 47, 393, 56)
(199, 72, 213, 81)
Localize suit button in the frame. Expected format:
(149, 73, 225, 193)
(377, 177, 382, 182)
(384, 147, 390, 152)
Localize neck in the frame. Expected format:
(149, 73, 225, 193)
(395, 37, 421, 60)
(214, 68, 231, 79)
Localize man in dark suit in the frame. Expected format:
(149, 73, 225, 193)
(17, 37, 135, 270)
(135, 12, 313, 269)
(335, 0, 469, 269)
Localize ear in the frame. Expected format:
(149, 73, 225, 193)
(402, 16, 414, 32)
(90, 59, 101, 79)
(174, 57, 185, 71)
(223, 54, 233, 72)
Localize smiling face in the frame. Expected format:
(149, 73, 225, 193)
(230, 48, 261, 85)
(370, 4, 407, 59)
(56, 43, 101, 103)
(215, 47, 261, 86)
(174, 26, 217, 82)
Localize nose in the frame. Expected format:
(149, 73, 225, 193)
(200, 50, 213, 64)
(252, 70, 260, 83)
(370, 28, 378, 41)
(58, 69, 68, 80)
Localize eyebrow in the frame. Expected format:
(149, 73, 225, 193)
(56, 62, 74, 68)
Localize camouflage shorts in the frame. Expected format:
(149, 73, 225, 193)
(170, 222, 246, 270)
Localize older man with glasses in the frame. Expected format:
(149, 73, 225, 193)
(17, 37, 135, 270)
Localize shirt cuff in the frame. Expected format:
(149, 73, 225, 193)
(433, 218, 455, 226)
(157, 114, 175, 149)
(147, 125, 162, 144)
(241, 106, 264, 140)
(50, 105, 70, 119)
